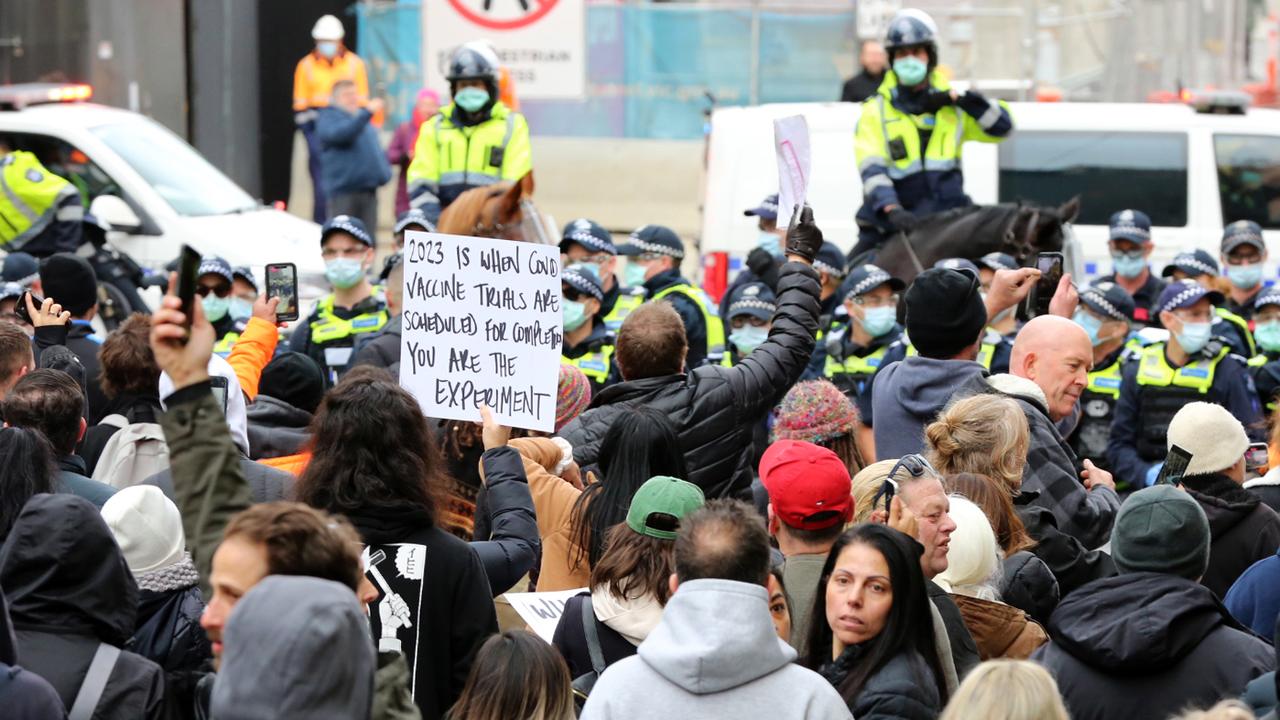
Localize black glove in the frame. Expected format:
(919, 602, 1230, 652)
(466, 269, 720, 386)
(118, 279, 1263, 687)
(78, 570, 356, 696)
(921, 89, 956, 114)
(886, 207, 918, 234)
(784, 204, 823, 263)
(745, 246, 781, 289)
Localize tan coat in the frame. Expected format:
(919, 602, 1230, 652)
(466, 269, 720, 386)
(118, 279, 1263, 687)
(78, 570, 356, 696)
(951, 593, 1048, 660)
(508, 438, 590, 591)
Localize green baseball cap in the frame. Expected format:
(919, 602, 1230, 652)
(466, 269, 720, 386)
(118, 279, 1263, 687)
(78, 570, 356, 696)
(625, 476, 706, 540)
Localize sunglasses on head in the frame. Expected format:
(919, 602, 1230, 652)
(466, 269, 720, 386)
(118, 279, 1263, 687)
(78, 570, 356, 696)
(873, 454, 937, 511)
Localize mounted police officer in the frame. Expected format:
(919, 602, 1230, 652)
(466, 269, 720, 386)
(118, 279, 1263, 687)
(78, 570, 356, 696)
(406, 44, 532, 224)
(0, 137, 85, 256)
(616, 225, 728, 369)
(1161, 249, 1255, 357)
(559, 218, 644, 334)
(1248, 286, 1280, 416)
(849, 9, 1013, 261)
(1107, 279, 1263, 489)
(561, 264, 616, 395)
(1066, 282, 1135, 480)
(288, 215, 388, 385)
(1097, 209, 1166, 326)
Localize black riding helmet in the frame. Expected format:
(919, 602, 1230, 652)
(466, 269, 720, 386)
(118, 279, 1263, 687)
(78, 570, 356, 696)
(884, 9, 939, 72)
(445, 45, 499, 110)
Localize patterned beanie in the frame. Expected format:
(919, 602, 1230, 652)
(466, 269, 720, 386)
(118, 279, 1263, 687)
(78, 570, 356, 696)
(556, 364, 592, 432)
(772, 379, 859, 444)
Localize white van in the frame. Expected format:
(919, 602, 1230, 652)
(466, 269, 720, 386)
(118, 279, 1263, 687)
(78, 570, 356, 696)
(702, 97, 1280, 283)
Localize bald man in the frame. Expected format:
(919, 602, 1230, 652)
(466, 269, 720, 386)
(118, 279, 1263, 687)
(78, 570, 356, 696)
(977, 315, 1120, 549)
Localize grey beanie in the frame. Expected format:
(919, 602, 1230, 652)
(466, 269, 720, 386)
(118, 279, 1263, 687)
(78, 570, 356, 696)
(1111, 485, 1210, 581)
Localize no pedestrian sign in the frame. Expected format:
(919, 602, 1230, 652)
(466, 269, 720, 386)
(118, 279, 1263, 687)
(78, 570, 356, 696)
(425, 0, 586, 100)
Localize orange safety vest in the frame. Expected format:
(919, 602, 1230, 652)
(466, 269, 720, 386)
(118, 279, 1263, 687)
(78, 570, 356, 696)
(293, 48, 381, 124)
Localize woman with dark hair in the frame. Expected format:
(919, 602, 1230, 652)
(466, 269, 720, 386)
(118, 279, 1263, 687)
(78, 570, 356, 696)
(0, 427, 56, 539)
(294, 366, 504, 720)
(448, 630, 575, 720)
(804, 524, 945, 720)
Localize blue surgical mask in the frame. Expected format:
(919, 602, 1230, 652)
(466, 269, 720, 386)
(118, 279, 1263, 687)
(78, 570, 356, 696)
(229, 297, 253, 323)
(317, 41, 338, 59)
(860, 306, 897, 338)
(563, 299, 588, 332)
(1175, 321, 1213, 355)
(623, 262, 648, 288)
(892, 56, 929, 87)
(1257, 320, 1280, 353)
(454, 87, 490, 113)
(757, 231, 783, 259)
(730, 325, 769, 355)
(325, 258, 365, 289)
(1073, 309, 1105, 346)
(576, 262, 603, 283)
(202, 295, 229, 323)
(1112, 253, 1147, 279)
(1227, 262, 1263, 289)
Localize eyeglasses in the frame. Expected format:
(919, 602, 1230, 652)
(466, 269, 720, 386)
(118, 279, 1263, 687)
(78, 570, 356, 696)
(853, 294, 899, 308)
(634, 253, 666, 263)
(873, 454, 937, 511)
(1110, 249, 1145, 261)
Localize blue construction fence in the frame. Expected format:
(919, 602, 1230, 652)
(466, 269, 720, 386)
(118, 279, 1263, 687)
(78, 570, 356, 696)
(355, 1, 857, 140)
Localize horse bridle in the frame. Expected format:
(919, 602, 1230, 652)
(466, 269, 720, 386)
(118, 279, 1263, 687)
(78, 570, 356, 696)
(1002, 206, 1040, 265)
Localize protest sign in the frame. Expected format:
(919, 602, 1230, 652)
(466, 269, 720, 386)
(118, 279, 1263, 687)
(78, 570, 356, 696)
(504, 587, 588, 642)
(774, 115, 812, 224)
(399, 230, 561, 432)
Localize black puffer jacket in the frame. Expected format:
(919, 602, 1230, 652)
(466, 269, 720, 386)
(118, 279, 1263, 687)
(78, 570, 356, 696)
(820, 644, 941, 720)
(561, 261, 819, 499)
(1013, 489, 1116, 597)
(131, 585, 211, 674)
(0, 494, 166, 719)
(1034, 572, 1275, 720)
(245, 394, 313, 460)
(1183, 472, 1280, 598)
(1001, 550, 1060, 624)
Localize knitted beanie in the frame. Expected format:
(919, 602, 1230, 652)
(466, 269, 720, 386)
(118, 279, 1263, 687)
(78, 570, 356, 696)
(556, 364, 592, 432)
(772, 379, 858, 444)
(1111, 484, 1210, 581)
(1166, 401, 1250, 477)
(101, 485, 187, 576)
(905, 267, 987, 358)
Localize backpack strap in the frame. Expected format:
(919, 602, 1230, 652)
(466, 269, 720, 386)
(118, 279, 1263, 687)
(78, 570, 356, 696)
(98, 414, 128, 430)
(580, 597, 606, 675)
(68, 643, 120, 720)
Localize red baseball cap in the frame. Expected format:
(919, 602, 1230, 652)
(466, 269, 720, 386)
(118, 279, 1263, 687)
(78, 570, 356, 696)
(759, 440, 853, 531)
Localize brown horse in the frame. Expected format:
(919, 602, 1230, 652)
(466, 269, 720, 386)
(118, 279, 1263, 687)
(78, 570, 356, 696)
(434, 172, 554, 244)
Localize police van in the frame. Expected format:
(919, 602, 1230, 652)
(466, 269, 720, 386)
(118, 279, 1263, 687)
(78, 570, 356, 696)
(0, 83, 326, 304)
(702, 93, 1280, 286)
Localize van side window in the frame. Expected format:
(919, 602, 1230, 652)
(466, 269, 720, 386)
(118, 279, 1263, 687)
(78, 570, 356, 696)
(1215, 134, 1280, 229)
(998, 131, 1188, 227)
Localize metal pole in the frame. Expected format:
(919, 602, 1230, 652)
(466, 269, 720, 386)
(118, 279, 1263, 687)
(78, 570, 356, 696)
(749, 0, 761, 106)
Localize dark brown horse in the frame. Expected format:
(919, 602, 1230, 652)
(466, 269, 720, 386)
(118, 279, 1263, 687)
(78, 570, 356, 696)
(860, 197, 1081, 285)
(434, 172, 554, 244)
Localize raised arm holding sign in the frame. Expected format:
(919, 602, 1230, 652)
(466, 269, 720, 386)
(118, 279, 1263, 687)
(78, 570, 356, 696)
(399, 230, 562, 432)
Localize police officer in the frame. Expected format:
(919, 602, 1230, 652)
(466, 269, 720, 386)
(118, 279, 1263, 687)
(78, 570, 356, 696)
(1222, 220, 1269, 322)
(1066, 282, 1136, 479)
(1161, 249, 1254, 357)
(1107, 279, 1262, 489)
(0, 138, 84, 256)
(289, 215, 389, 384)
(560, 218, 644, 333)
(1248, 286, 1280, 415)
(392, 208, 434, 250)
(1096, 210, 1166, 326)
(229, 266, 259, 328)
(719, 194, 786, 322)
(406, 45, 532, 224)
(976, 251, 1019, 338)
(617, 225, 728, 369)
(850, 9, 1013, 260)
(194, 257, 241, 357)
(799, 241, 854, 378)
(725, 282, 777, 363)
(561, 264, 615, 395)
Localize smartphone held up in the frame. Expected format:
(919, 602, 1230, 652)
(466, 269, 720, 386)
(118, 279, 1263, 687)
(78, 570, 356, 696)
(265, 263, 299, 322)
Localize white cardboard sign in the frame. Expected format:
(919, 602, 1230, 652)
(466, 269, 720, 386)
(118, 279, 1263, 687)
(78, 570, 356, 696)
(774, 115, 812, 225)
(399, 230, 561, 432)
(504, 587, 588, 642)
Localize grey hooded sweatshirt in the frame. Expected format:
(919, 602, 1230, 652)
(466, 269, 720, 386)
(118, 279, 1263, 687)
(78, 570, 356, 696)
(210, 575, 376, 720)
(580, 578, 851, 720)
(871, 355, 987, 460)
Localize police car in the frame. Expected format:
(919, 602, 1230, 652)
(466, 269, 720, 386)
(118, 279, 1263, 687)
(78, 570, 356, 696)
(703, 91, 1280, 285)
(0, 83, 326, 305)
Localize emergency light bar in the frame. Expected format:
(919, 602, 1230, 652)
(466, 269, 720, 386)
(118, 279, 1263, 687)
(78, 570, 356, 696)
(0, 83, 94, 111)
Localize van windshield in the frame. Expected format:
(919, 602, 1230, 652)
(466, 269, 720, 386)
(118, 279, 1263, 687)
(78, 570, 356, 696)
(1215, 134, 1280, 229)
(90, 120, 258, 217)
(998, 131, 1188, 227)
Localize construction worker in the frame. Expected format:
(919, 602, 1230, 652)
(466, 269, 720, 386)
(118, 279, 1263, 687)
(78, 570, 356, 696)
(1066, 282, 1136, 478)
(561, 264, 616, 395)
(616, 225, 728, 369)
(1160, 249, 1254, 357)
(407, 45, 532, 224)
(559, 218, 644, 334)
(288, 215, 388, 384)
(293, 14, 371, 223)
(0, 137, 84, 256)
